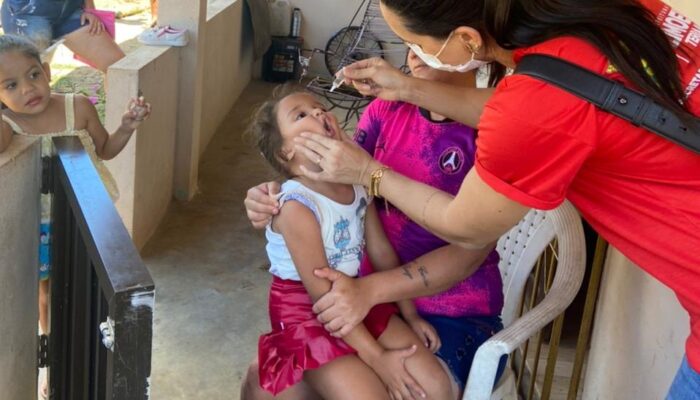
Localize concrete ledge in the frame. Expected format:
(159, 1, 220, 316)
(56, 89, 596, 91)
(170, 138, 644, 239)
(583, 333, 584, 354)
(105, 45, 180, 249)
(207, 0, 236, 19)
(0, 135, 37, 167)
(0, 136, 40, 399)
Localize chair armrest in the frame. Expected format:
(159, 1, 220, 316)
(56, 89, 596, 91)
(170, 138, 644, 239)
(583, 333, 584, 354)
(462, 254, 585, 400)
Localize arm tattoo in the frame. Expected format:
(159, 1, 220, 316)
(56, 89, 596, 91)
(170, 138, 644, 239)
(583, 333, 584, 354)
(401, 265, 413, 280)
(418, 265, 429, 287)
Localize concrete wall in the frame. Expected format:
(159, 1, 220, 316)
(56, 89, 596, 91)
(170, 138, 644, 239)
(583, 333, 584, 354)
(281, 0, 365, 75)
(105, 46, 180, 249)
(580, 3, 699, 398)
(156, 0, 254, 200)
(200, 0, 254, 153)
(668, 0, 700, 20)
(582, 248, 689, 399)
(0, 137, 40, 400)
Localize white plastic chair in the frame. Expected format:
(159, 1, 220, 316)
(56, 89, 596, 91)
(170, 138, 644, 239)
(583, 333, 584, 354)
(463, 201, 586, 400)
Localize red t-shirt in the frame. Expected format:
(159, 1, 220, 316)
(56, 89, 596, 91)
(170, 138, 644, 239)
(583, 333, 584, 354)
(475, 0, 700, 371)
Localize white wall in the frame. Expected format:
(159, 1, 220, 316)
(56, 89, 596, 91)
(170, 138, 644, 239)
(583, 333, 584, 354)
(0, 137, 40, 400)
(273, 0, 365, 75)
(583, 248, 689, 400)
(668, 0, 699, 20)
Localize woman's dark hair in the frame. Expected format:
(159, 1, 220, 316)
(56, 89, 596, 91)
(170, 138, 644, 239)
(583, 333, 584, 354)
(248, 83, 309, 178)
(0, 34, 42, 64)
(381, 0, 696, 125)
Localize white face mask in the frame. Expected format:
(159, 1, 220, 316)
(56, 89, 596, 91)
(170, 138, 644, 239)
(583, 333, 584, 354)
(406, 31, 490, 73)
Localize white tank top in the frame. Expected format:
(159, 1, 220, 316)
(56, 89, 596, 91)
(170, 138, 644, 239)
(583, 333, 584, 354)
(265, 180, 370, 281)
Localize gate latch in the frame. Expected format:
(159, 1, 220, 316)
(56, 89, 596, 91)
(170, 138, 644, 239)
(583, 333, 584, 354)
(99, 317, 115, 352)
(37, 334, 49, 368)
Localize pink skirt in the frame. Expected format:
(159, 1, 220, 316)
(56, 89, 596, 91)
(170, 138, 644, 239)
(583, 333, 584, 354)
(258, 276, 397, 395)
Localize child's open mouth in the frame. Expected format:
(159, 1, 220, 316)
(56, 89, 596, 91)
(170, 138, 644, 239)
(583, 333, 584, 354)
(323, 119, 334, 138)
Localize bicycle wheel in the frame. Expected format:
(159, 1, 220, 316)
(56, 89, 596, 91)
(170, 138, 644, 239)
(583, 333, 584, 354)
(324, 26, 383, 76)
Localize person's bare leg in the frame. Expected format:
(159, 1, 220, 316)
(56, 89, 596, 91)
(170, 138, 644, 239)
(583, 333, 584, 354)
(377, 316, 457, 400)
(150, 0, 159, 26)
(305, 354, 390, 400)
(39, 279, 49, 334)
(63, 25, 125, 73)
(241, 358, 321, 400)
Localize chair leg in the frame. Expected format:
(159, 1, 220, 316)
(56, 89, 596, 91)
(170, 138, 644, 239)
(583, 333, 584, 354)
(489, 367, 519, 400)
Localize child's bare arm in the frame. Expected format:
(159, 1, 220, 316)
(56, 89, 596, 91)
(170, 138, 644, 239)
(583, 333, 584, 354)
(80, 95, 151, 160)
(364, 202, 400, 269)
(276, 201, 426, 397)
(0, 119, 12, 153)
(274, 201, 335, 302)
(276, 202, 387, 360)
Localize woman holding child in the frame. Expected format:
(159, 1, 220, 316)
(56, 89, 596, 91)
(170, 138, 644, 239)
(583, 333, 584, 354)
(269, 0, 700, 397)
(248, 0, 700, 397)
(243, 49, 506, 399)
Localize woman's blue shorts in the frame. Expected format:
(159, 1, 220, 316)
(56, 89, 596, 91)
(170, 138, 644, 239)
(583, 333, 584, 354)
(1, 0, 84, 50)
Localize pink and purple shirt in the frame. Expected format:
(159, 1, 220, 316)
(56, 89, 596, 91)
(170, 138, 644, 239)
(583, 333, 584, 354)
(355, 99, 504, 318)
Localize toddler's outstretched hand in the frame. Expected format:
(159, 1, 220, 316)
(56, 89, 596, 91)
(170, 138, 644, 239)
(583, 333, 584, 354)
(121, 96, 152, 130)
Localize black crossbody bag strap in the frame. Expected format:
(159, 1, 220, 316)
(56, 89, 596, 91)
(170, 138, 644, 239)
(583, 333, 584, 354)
(514, 54, 700, 154)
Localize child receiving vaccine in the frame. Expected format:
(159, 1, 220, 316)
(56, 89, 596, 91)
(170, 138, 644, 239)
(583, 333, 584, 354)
(249, 84, 456, 400)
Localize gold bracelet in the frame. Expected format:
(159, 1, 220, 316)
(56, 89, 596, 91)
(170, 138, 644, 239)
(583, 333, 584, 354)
(368, 166, 390, 198)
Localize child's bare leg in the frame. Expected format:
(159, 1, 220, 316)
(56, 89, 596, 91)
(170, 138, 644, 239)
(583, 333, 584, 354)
(305, 354, 390, 400)
(39, 279, 50, 334)
(378, 316, 457, 400)
(240, 357, 321, 400)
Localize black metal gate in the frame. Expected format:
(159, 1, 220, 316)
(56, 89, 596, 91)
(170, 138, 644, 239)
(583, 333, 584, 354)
(47, 136, 154, 400)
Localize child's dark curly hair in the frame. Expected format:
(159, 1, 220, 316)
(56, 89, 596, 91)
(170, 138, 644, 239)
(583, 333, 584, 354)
(248, 83, 310, 178)
(0, 35, 42, 110)
(0, 34, 41, 63)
